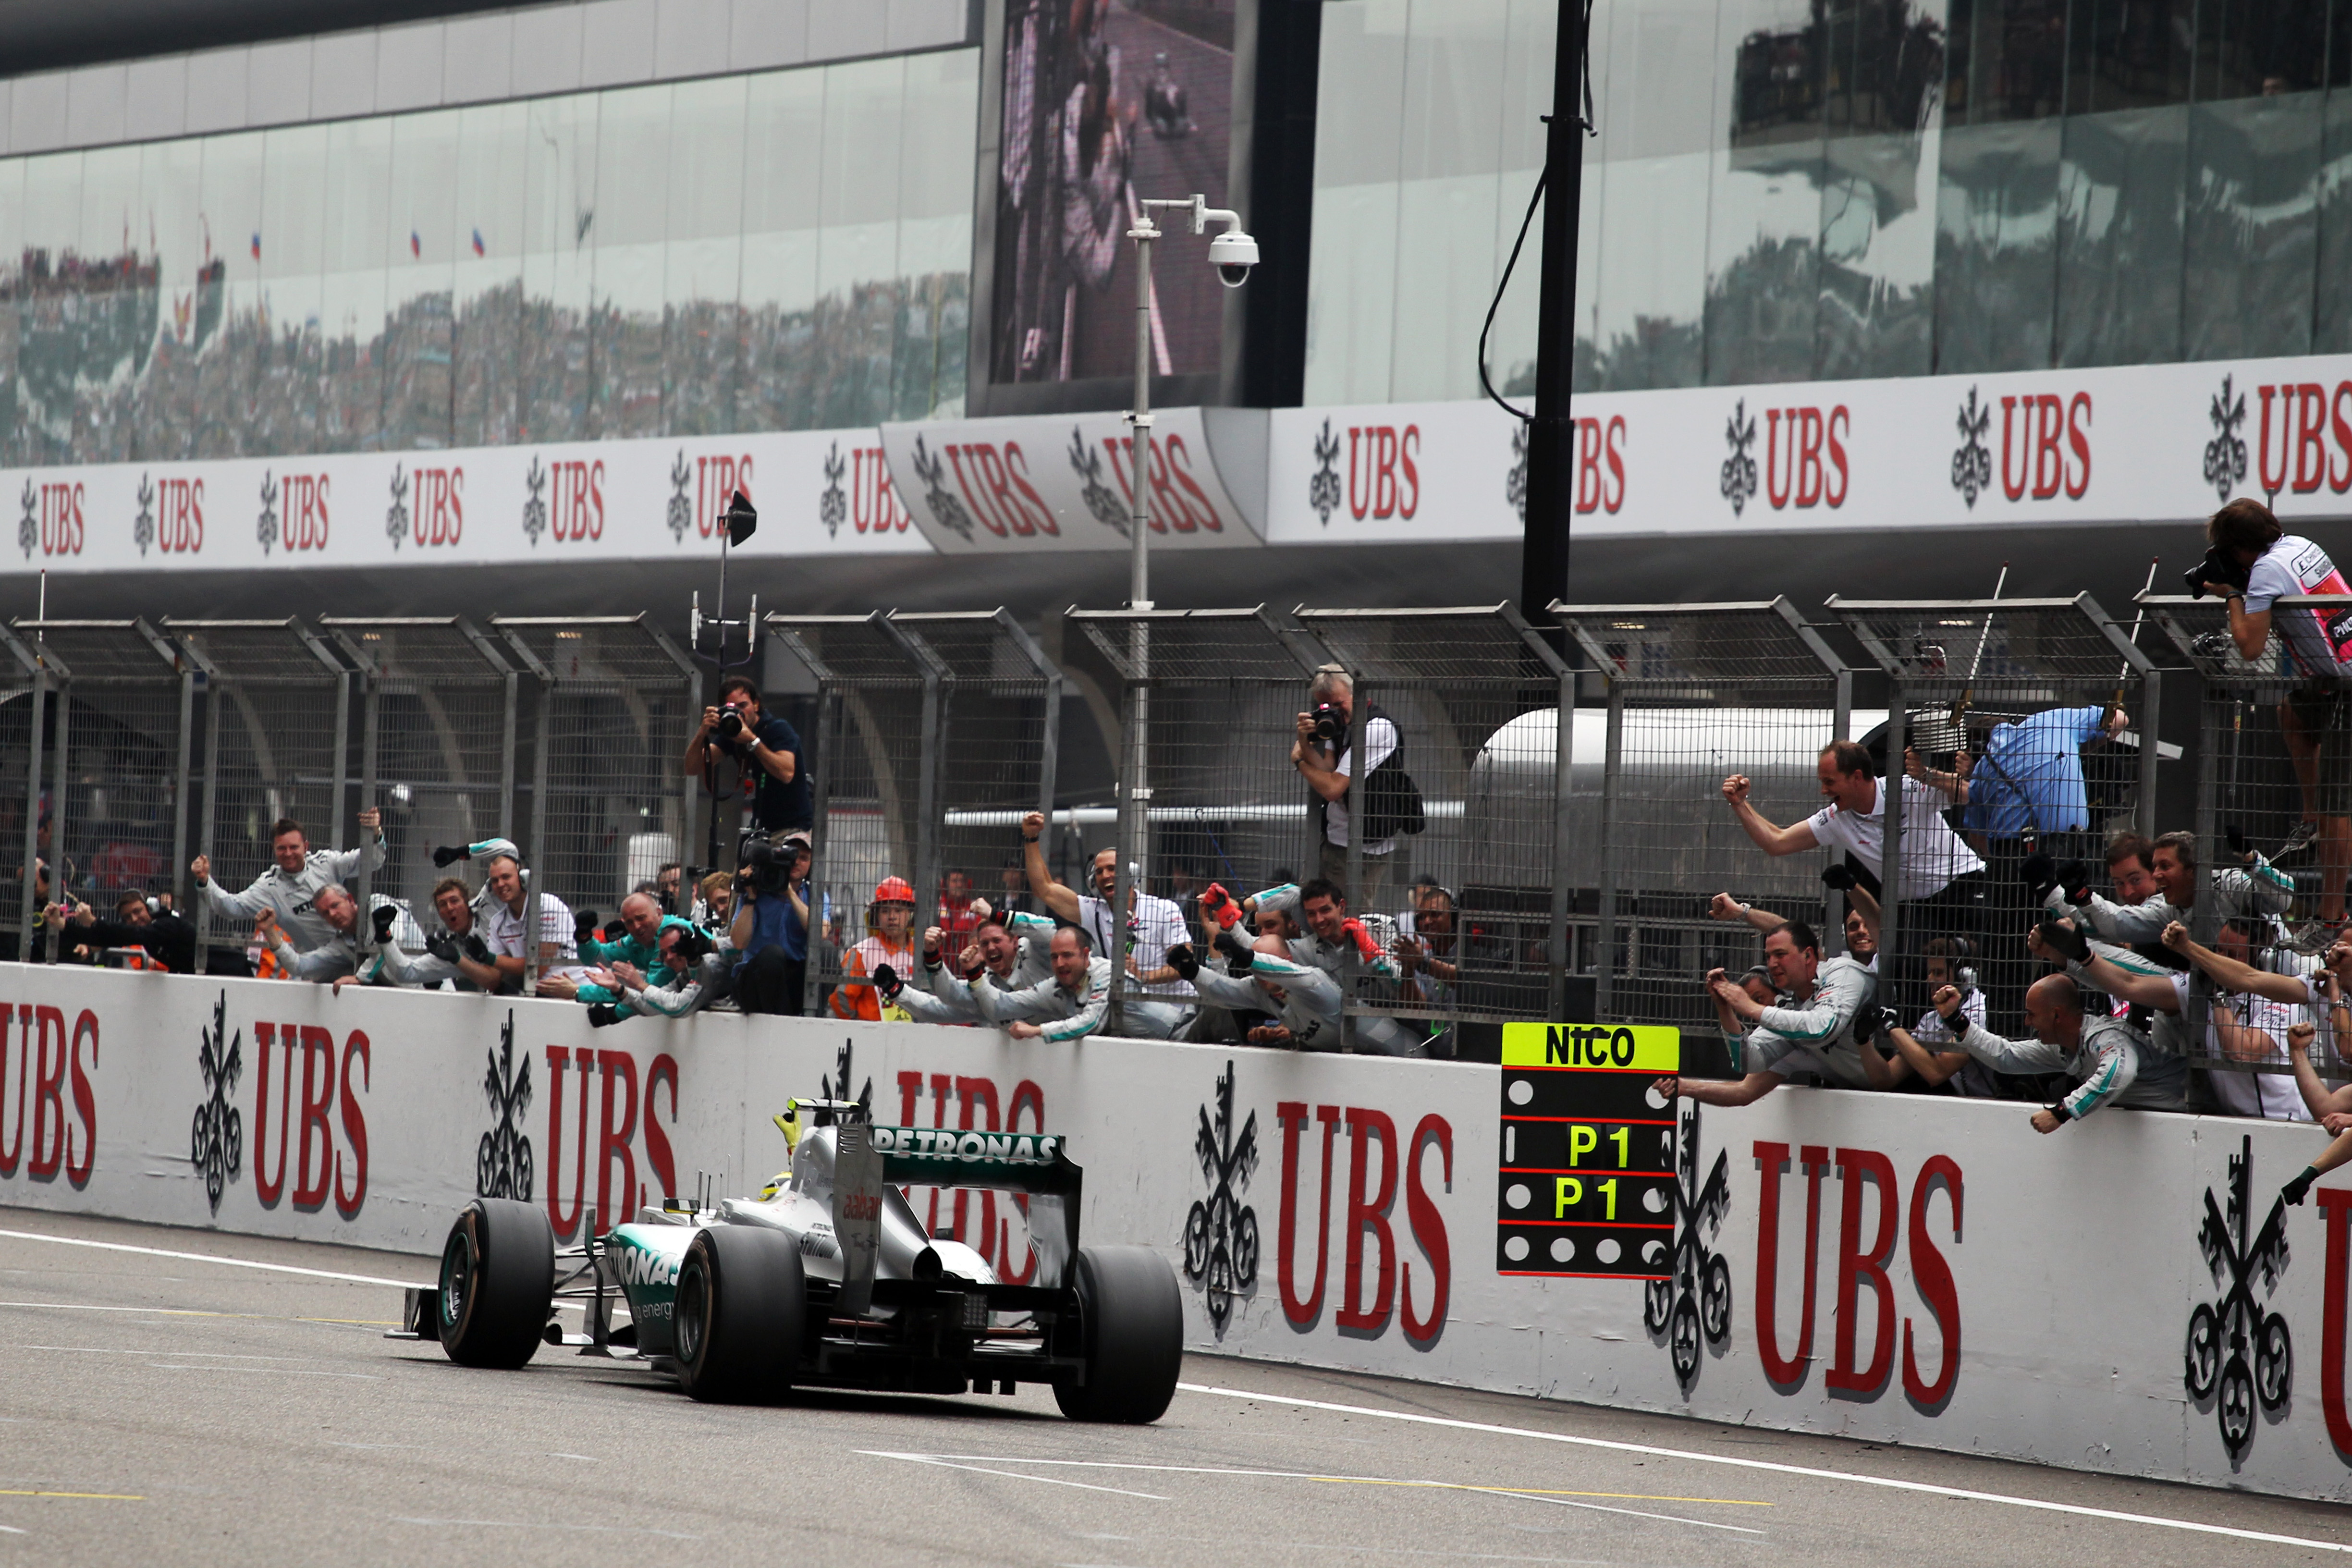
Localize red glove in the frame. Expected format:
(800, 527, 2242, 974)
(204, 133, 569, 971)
(1341, 918, 1383, 965)
(1201, 882, 1241, 930)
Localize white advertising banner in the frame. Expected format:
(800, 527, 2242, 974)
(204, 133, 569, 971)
(0, 426, 930, 576)
(9, 963, 2352, 1503)
(1568, 355, 2352, 539)
(878, 407, 1264, 555)
(1263, 400, 1529, 546)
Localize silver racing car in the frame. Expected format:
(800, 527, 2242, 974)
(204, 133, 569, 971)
(391, 1075, 1182, 1422)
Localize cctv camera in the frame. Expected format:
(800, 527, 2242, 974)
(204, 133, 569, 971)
(1209, 229, 1258, 288)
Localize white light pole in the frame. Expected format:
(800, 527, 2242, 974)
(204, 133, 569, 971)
(1109, 195, 1256, 1030)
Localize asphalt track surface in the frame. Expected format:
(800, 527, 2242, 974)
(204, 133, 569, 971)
(0, 1209, 2343, 1567)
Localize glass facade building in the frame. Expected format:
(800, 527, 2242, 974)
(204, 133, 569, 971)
(0, 46, 977, 465)
(1573, 0, 2352, 393)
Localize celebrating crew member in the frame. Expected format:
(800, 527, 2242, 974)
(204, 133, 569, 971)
(1653, 920, 1875, 1107)
(191, 808, 384, 952)
(970, 923, 1111, 1041)
(1017, 810, 1192, 1037)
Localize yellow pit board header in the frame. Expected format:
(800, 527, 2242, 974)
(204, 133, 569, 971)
(1501, 1022, 1681, 1073)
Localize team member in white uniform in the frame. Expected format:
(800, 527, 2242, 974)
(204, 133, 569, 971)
(971, 925, 1113, 1041)
(1920, 968, 2184, 1129)
(192, 808, 385, 953)
(1653, 920, 1876, 1107)
(1017, 811, 1193, 1037)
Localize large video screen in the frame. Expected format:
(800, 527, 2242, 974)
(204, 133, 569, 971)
(988, 0, 1237, 387)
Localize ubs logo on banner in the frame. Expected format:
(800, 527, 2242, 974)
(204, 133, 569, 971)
(135, 474, 206, 556)
(1306, 418, 1422, 525)
(386, 463, 464, 551)
(524, 455, 604, 546)
(19, 477, 85, 560)
(1720, 400, 1848, 516)
(1183, 1061, 1260, 1338)
(257, 470, 331, 556)
(2249, 378, 2352, 502)
(1948, 386, 2090, 507)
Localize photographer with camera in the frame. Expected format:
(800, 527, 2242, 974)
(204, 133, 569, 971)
(729, 834, 815, 1016)
(1294, 667, 1419, 911)
(2196, 498, 2352, 930)
(685, 675, 810, 854)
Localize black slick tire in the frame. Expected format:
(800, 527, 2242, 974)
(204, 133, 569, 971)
(1054, 1245, 1183, 1423)
(437, 1198, 555, 1369)
(672, 1224, 804, 1403)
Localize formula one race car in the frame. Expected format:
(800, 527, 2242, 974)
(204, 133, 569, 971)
(391, 1087, 1182, 1422)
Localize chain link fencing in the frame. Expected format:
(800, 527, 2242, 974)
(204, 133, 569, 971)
(1553, 600, 1852, 1051)
(1828, 594, 2161, 1047)
(2146, 591, 2352, 1095)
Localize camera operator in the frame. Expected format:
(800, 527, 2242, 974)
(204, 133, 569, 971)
(2198, 498, 2352, 931)
(1292, 668, 1408, 911)
(191, 808, 384, 953)
(1017, 810, 1193, 1038)
(685, 675, 810, 854)
(370, 877, 506, 992)
(48, 889, 196, 973)
(970, 924, 1113, 1041)
(730, 835, 815, 1016)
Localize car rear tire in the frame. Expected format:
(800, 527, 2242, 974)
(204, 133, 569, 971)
(1054, 1245, 1183, 1423)
(673, 1223, 804, 1403)
(437, 1198, 555, 1370)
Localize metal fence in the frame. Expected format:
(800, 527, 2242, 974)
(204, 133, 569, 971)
(2147, 591, 2352, 1091)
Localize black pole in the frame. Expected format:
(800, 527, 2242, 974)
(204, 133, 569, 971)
(1519, 3, 1581, 632)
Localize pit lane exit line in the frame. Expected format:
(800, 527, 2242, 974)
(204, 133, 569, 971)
(0, 1229, 413, 1287)
(1177, 1384, 2350, 1555)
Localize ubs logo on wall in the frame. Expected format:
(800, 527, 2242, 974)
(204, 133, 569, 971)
(1183, 1060, 1260, 1338)
(2207, 374, 2250, 503)
(1644, 1102, 1730, 1391)
(192, 992, 244, 1215)
(2187, 1135, 2291, 1463)
(476, 1012, 532, 1201)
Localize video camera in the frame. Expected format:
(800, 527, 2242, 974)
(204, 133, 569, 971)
(2184, 543, 2253, 600)
(737, 838, 792, 896)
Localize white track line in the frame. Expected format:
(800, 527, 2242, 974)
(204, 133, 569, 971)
(860, 1451, 1171, 1501)
(1178, 1384, 2350, 1555)
(893, 1454, 1760, 1535)
(0, 1229, 413, 1287)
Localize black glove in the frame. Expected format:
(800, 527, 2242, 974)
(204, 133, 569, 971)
(872, 963, 903, 1003)
(370, 905, 400, 943)
(1820, 863, 1855, 892)
(431, 844, 468, 868)
(462, 932, 493, 966)
(2284, 1166, 2320, 1206)
(2053, 859, 2094, 906)
(424, 931, 460, 963)
(1850, 1002, 1886, 1042)
(587, 1003, 621, 1029)
(2226, 824, 2250, 859)
(575, 910, 600, 943)
(1165, 942, 1200, 981)
(2021, 850, 2058, 897)
(1213, 928, 1256, 976)
(2037, 916, 2091, 964)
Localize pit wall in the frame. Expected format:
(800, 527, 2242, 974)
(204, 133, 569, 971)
(1, 963, 2343, 1502)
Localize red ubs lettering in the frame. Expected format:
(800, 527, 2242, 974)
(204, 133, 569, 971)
(944, 442, 1056, 538)
(1752, 1143, 1961, 1409)
(2255, 381, 2352, 498)
(1346, 426, 1422, 521)
(1996, 392, 2092, 502)
(544, 1046, 681, 1240)
(159, 478, 205, 553)
(1762, 406, 1851, 510)
(895, 1070, 1050, 1279)
(37, 483, 84, 556)
(249, 1021, 370, 1217)
(1105, 434, 1226, 535)
(280, 474, 332, 551)
(693, 455, 755, 537)
(0, 1004, 97, 1188)
(1573, 416, 1628, 515)
(550, 460, 606, 542)
(1275, 1101, 1452, 1347)
(412, 466, 465, 547)
(851, 447, 911, 535)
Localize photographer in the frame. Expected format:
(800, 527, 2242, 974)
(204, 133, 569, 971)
(2199, 498, 2352, 930)
(371, 877, 506, 992)
(730, 834, 815, 1016)
(191, 808, 385, 953)
(685, 675, 810, 852)
(1292, 667, 1409, 911)
(48, 889, 196, 974)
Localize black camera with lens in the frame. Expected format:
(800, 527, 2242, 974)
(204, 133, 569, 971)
(737, 839, 791, 895)
(1311, 702, 1347, 747)
(714, 707, 747, 745)
(2184, 543, 2253, 600)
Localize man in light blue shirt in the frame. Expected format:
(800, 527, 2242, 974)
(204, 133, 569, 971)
(1961, 703, 2128, 847)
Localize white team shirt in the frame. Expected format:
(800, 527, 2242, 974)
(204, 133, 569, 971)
(480, 890, 580, 966)
(1804, 774, 1985, 900)
(1076, 891, 1192, 997)
(2243, 535, 2352, 681)
(1323, 715, 1399, 854)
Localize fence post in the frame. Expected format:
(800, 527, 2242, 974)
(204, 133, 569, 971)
(195, 675, 222, 972)
(992, 609, 1064, 829)
(1880, 696, 1906, 976)
(45, 685, 69, 965)
(682, 666, 705, 877)
(357, 673, 380, 911)
(1595, 675, 1623, 1019)
(877, 614, 949, 933)
(803, 684, 837, 1018)
(525, 678, 551, 994)
(330, 668, 351, 845)
(160, 634, 196, 916)
(1107, 670, 1140, 1037)
(1550, 664, 1573, 1021)
(5, 634, 43, 962)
